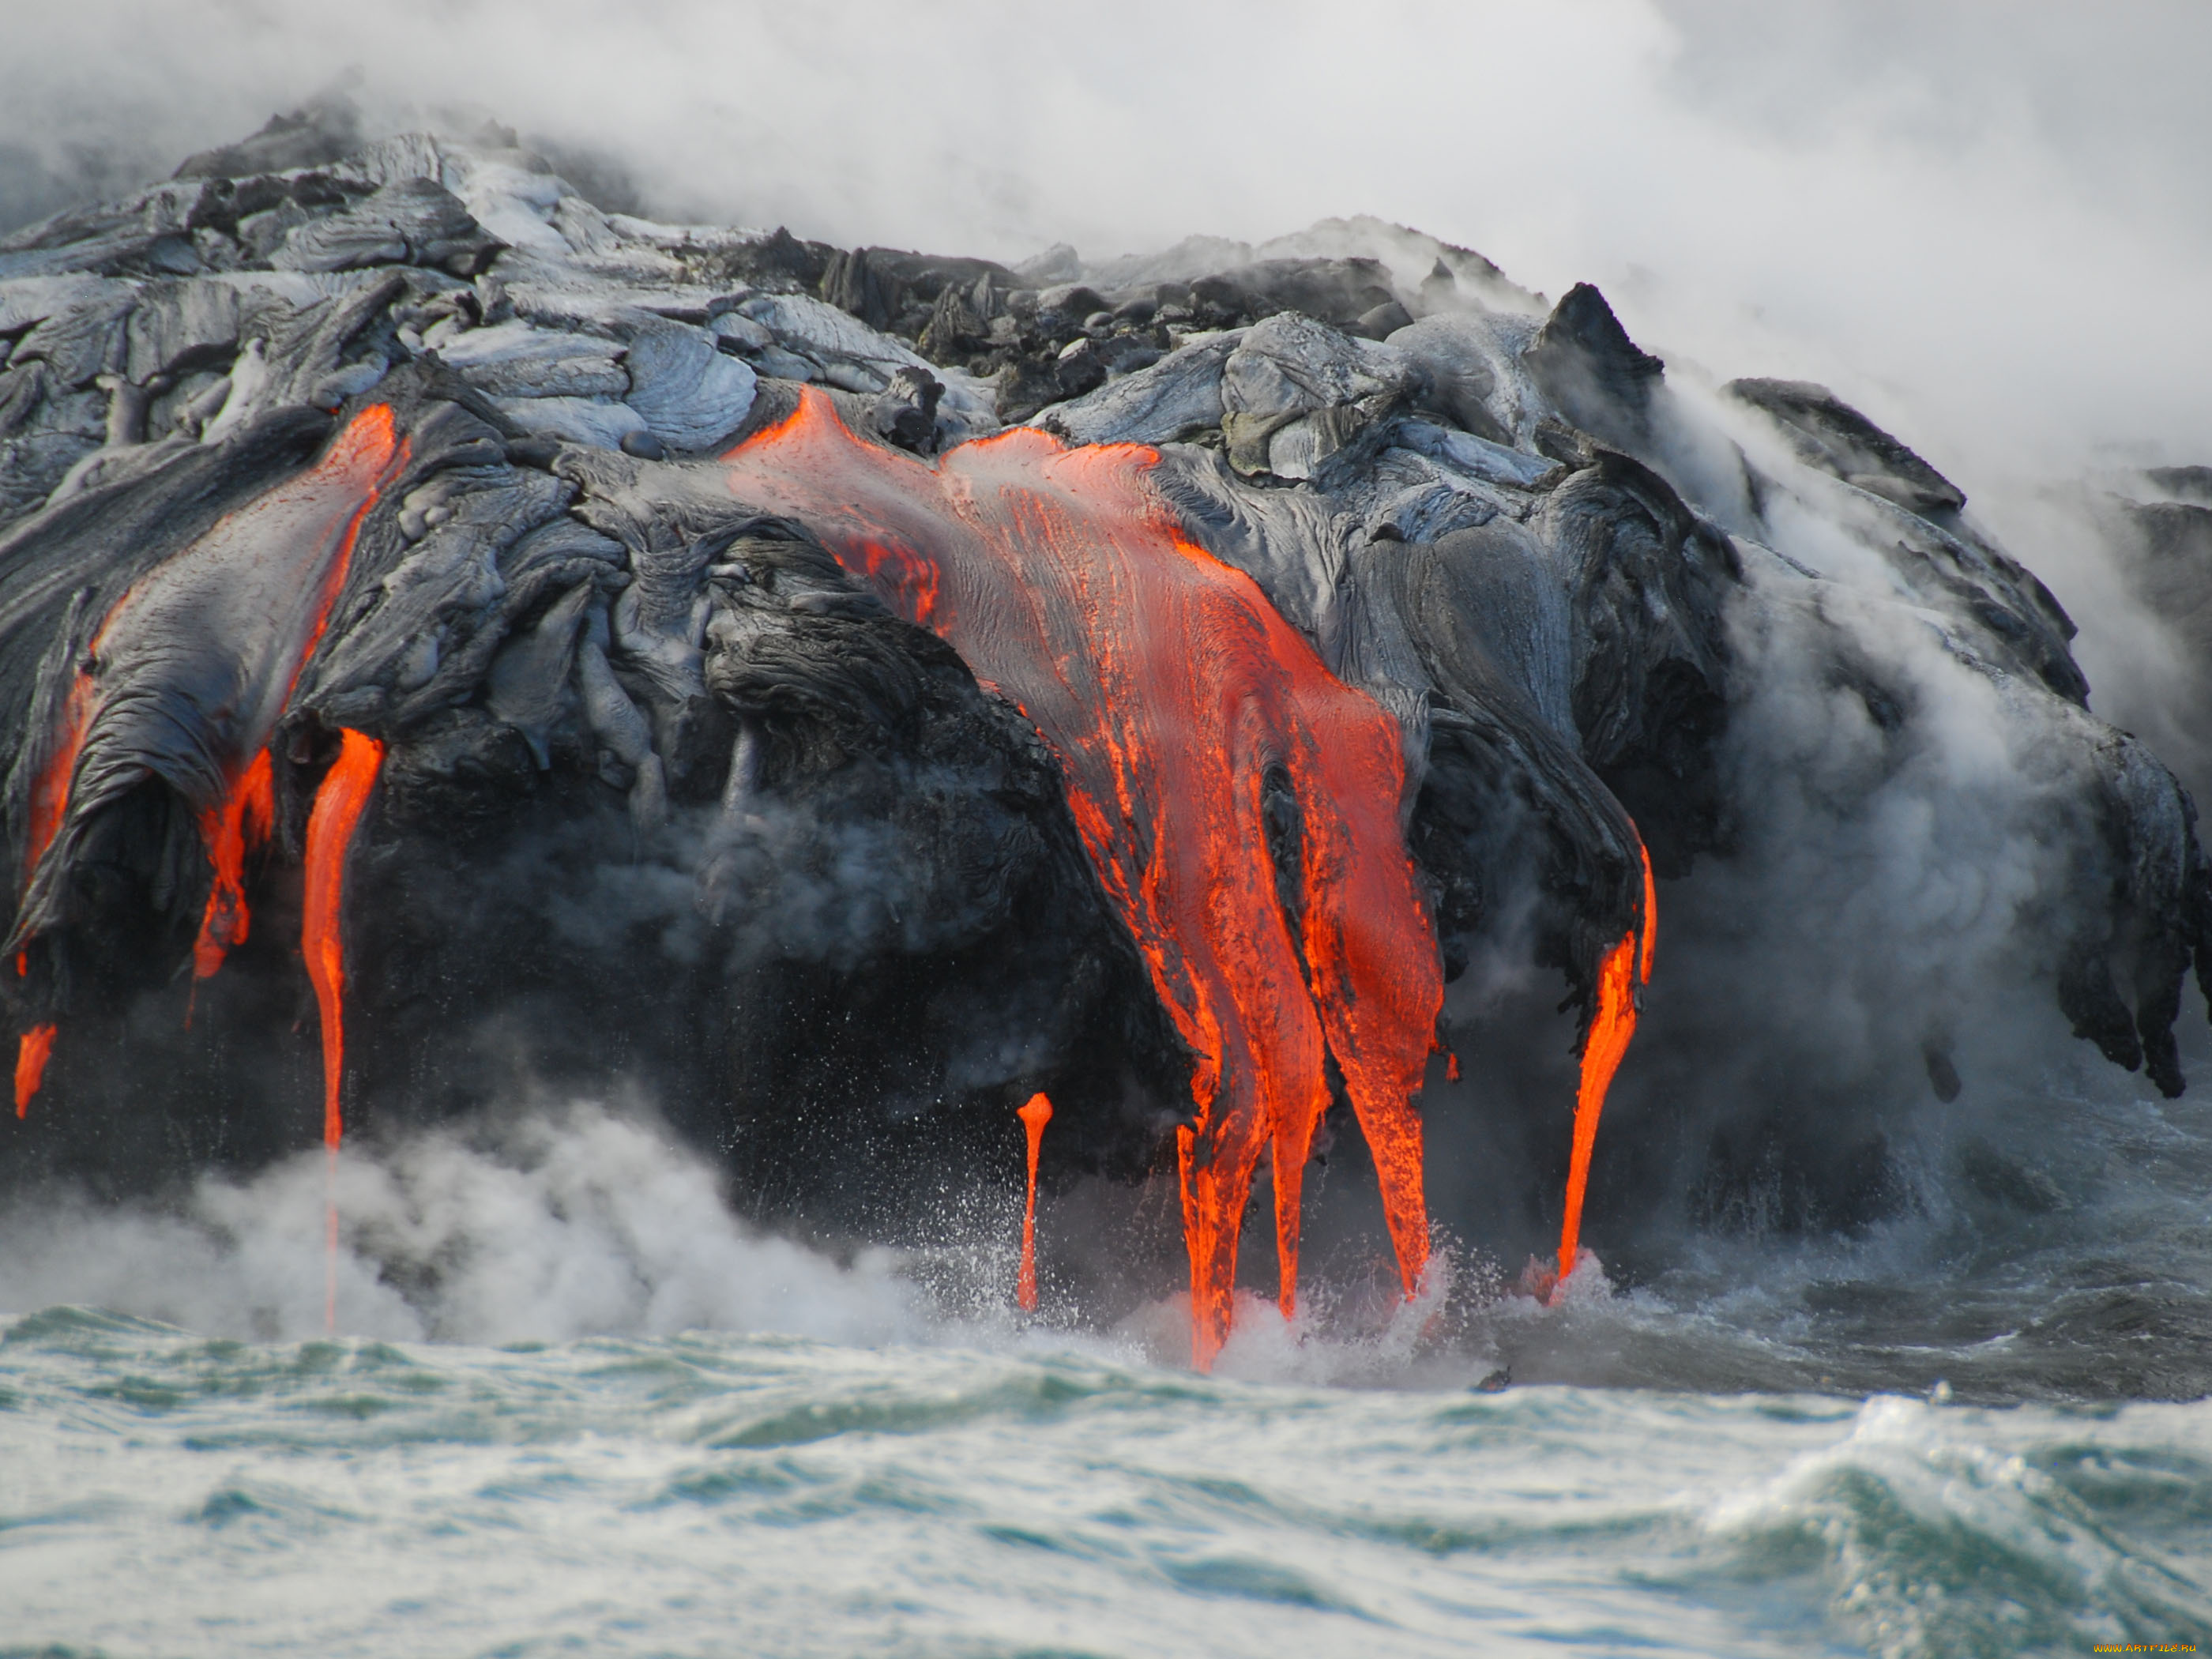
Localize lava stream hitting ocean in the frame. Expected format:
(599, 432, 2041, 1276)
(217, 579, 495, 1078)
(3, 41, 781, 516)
(1016, 1092, 1053, 1312)
(1553, 845, 1656, 1296)
(724, 389, 1446, 1367)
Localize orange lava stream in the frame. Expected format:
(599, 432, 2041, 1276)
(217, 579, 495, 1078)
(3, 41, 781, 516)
(303, 730, 384, 1155)
(1016, 1091, 1053, 1311)
(14, 403, 402, 948)
(13, 1023, 55, 1118)
(303, 729, 382, 1334)
(23, 673, 97, 887)
(7, 405, 401, 1139)
(1556, 842, 1657, 1289)
(722, 390, 1442, 1369)
(191, 749, 276, 980)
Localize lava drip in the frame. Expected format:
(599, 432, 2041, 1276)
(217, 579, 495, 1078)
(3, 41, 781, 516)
(722, 389, 1443, 1368)
(1556, 842, 1657, 1290)
(191, 749, 276, 981)
(1016, 1092, 1053, 1311)
(303, 729, 382, 1334)
(13, 1023, 55, 1118)
(22, 672, 98, 884)
(303, 731, 384, 1156)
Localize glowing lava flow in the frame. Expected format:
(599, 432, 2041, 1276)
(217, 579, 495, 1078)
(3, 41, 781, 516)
(22, 674, 98, 885)
(6, 404, 402, 1150)
(303, 731, 383, 1156)
(191, 749, 276, 980)
(1016, 1092, 1053, 1311)
(13, 1023, 55, 1118)
(10, 402, 404, 968)
(12, 676, 96, 1114)
(723, 389, 1443, 1368)
(302, 728, 384, 1332)
(1555, 843, 1657, 1290)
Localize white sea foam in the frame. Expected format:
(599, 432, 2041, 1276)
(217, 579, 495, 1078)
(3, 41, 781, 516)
(0, 1104, 924, 1347)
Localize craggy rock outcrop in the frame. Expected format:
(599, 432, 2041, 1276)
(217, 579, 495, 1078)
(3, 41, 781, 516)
(0, 108, 2205, 1240)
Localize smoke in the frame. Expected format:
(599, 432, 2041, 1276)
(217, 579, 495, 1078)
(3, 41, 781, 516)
(9, 2, 2203, 773)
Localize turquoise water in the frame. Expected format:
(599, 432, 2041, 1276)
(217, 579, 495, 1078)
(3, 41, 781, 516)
(3, 1305, 2209, 1657)
(6, 1046, 2212, 1658)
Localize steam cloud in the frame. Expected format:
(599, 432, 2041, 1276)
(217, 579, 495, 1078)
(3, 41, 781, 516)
(4, 1, 2206, 486)
(0, 1103, 927, 1344)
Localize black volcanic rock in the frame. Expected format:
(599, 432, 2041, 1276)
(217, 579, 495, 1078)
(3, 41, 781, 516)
(1728, 376, 1967, 517)
(2, 107, 2206, 1237)
(173, 102, 363, 181)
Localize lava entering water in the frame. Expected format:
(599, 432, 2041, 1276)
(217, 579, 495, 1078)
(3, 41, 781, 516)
(1016, 1092, 1053, 1312)
(724, 389, 1443, 1367)
(303, 728, 383, 1334)
(13, 1023, 55, 1119)
(1556, 842, 1657, 1289)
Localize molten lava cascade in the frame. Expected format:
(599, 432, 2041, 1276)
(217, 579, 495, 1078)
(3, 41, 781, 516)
(8, 403, 404, 960)
(723, 389, 1444, 1366)
(191, 750, 275, 982)
(3, 404, 404, 1138)
(13, 1023, 55, 1119)
(302, 728, 383, 1332)
(22, 675, 97, 888)
(1556, 843, 1657, 1291)
(1016, 1092, 1053, 1311)
(11, 675, 96, 1097)
(303, 731, 384, 1157)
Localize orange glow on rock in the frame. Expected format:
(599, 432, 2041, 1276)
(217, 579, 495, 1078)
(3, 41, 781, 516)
(1638, 840, 1658, 987)
(13, 1023, 55, 1119)
(13, 404, 404, 962)
(191, 749, 276, 980)
(1556, 841, 1657, 1290)
(722, 389, 1442, 1369)
(1016, 1091, 1053, 1311)
(303, 729, 384, 1154)
(22, 672, 97, 890)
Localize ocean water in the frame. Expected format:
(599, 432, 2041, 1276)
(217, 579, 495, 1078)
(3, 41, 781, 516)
(6, 1042, 2212, 1658)
(3, 1309, 2209, 1658)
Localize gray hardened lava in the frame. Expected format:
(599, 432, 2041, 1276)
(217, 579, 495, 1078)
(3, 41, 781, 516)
(2, 104, 2206, 1265)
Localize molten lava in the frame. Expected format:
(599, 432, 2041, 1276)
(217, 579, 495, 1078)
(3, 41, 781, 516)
(13, 1023, 55, 1119)
(303, 730, 384, 1157)
(7, 405, 402, 1144)
(1556, 843, 1657, 1289)
(22, 673, 97, 887)
(303, 729, 382, 1334)
(191, 749, 276, 980)
(1016, 1091, 1053, 1311)
(10, 404, 404, 965)
(723, 389, 1443, 1367)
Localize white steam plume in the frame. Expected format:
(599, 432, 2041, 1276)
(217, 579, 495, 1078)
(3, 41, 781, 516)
(2, 0, 2206, 493)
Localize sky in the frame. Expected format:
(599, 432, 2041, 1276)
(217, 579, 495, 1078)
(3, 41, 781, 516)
(2, 0, 2207, 497)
